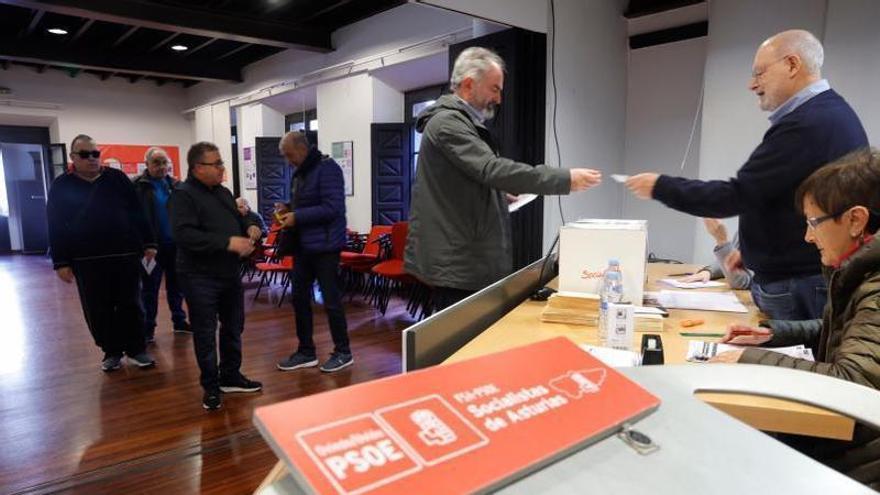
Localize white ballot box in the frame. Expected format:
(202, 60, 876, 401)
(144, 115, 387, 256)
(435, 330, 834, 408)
(558, 219, 648, 305)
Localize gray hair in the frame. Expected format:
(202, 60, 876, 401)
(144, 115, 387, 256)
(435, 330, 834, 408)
(144, 146, 167, 162)
(449, 47, 505, 91)
(279, 131, 309, 151)
(770, 29, 824, 75)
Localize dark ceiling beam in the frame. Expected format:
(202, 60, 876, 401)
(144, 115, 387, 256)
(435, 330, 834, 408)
(69, 18, 94, 42)
(0, 42, 243, 82)
(21, 9, 45, 37)
(113, 25, 138, 47)
(215, 43, 251, 61)
(299, 0, 356, 23)
(148, 31, 179, 52)
(624, 0, 704, 18)
(184, 37, 216, 57)
(0, 0, 332, 51)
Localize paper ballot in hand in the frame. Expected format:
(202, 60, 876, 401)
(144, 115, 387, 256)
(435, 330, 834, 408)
(508, 193, 538, 213)
(142, 257, 157, 275)
(611, 174, 630, 183)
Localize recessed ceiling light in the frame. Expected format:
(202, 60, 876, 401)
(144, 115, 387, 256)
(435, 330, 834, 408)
(171, 44, 188, 51)
(47, 28, 68, 35)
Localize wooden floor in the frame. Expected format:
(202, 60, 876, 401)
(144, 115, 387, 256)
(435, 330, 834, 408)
(0, 254, 413, 494)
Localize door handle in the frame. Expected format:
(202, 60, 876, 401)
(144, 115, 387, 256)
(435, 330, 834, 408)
(30, 195, 45, 200)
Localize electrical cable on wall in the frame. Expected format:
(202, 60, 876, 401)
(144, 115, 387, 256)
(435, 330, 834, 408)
(549, 0, 566, 226)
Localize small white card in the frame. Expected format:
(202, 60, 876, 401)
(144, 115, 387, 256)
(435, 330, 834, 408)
(610, 174, 630, 183)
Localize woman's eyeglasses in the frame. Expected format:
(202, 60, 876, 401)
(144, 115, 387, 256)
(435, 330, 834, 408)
(74, 150, 101, 159)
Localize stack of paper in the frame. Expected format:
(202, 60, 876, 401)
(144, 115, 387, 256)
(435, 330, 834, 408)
(686, 341, 815, 362)
(541, 291, 599, 325)
(657, 290, 749, 313)
(660, 278, 725, 289)
(634, 313, 664, 333)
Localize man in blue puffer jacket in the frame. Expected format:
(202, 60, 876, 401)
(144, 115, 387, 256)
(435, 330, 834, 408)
(275, 131, 352, 373)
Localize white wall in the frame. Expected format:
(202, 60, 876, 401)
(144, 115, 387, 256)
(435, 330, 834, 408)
(0, 65, 193, 176)
(623, 37, 707, 263)
(193, 101, 234, 188)
(316, 74, 404, 234)
(543, 0, 629, 248)
(824, 0, 880, 144)
(234, 103, 284, 208)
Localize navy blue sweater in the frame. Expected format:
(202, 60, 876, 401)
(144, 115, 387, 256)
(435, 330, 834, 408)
(47, 167, 155, 269)
(288, 148, 347, 254)
(654, 89, 868, 284)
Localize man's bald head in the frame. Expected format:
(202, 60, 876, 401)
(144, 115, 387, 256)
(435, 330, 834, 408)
(760, 29, 824, 76)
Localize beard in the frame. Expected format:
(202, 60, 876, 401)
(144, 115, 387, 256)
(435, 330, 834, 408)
(468, 94, 498, 121)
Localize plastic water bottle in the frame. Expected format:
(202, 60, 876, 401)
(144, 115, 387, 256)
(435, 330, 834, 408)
(598, 259, 624, 344)
(599, 279, 625, 347)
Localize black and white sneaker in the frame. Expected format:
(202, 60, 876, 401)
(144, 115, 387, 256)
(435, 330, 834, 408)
(277, 352, 319, 371)
(319, 352, 353, 373)
(219, 374, 263, 393)
(127, 352, 156, 368)
(101, 354, 123, 372)
(202, 392, 222, 411)
(173, 321, 193, 335)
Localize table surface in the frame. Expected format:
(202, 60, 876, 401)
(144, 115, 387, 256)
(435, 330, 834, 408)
(255, 263, 856, 493)
(444, 263, 854, 441)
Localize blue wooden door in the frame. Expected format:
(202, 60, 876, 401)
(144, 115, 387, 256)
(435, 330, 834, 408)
(255, 137, 288, 225)
(371, 124, 411, 225)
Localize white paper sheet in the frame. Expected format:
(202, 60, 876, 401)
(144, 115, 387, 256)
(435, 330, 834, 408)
(686, 341, 815, 362)
(660, 278, 726, 289)
(610, 174, 630, 183)
(508, 193, 538, 213)
(656, 289, 748, 313)
(580, 344, 641, 367)
(141, 257, 157, 275)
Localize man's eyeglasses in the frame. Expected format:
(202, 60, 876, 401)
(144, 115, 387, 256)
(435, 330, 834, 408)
(751, 55, 791, 80)
(198, 160, 225, 168)
(150, 159, 169, 165)
(74, 150, 101, 159)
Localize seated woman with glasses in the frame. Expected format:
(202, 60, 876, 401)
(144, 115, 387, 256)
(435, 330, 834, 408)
(709, 147, 880, 489)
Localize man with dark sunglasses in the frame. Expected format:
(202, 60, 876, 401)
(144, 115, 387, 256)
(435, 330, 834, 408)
(132, 147, 190, 343)
(47, 134, 157, 372)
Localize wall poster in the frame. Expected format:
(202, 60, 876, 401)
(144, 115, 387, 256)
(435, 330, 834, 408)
(331, 141, 354, 196)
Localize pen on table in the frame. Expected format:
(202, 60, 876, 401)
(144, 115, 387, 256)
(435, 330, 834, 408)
(667, 272, 692, 277)
(679, 332, 726, 338)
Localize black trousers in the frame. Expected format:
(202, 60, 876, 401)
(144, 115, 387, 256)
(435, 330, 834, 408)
(291, 252, 350, 356)
(432, 286, 477, 312)
(140, 243, 187, 336)
(179, 274, 244, 393)
(72, 255, 146, 357)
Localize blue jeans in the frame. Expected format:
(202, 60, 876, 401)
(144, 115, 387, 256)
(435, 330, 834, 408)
(179, 275, 244, 393)
(291, 252, 350, 356)
(750, 273, 827, 321)
(140, 243, 187, 337)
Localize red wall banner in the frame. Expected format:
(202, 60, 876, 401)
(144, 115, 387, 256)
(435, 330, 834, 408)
(254, 337, 661, 495)
(96, 144, 181, 178)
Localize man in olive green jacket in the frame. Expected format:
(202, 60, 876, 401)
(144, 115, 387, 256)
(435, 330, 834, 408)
(404, 47, 602, 310)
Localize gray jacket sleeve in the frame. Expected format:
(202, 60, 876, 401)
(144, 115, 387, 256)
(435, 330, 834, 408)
(713, 239, 753, 289)
(429, 111, 571, 195)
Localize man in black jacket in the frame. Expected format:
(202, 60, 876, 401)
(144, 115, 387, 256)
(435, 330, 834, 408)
(133, 147, 189, 342)
(626, 30, 868, 320)
(169, 142, 263, 411)
(47, 134, 157, 372)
